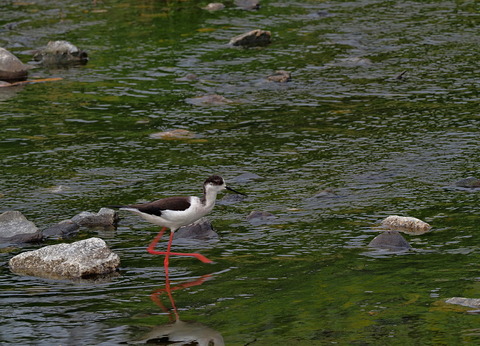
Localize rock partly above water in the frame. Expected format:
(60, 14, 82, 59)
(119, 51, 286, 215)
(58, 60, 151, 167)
(368, 231, 412, 251)
(380, 215, 431, 235)
(445, 297, 480, 309)
(246, 211, 277, 226)
(0, 48, 29, 82)
(41, 220, 80, 239)
(266, 70, 291, 83)
(455, 177, 480, 188)
(71, 208, 118, 228)
(229, 29, 272, 47)
(0, 211, 43, 243)
(174, 217, 218, 240)
(9, 237, 120, 279)
(33, 40, 88, 66)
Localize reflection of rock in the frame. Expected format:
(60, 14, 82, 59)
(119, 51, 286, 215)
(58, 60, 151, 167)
(174, 217, 218, 240)
(455, 177, 480, 188)
(9, 237, 120, 279)
(229, 29, 272, 47)
(71, 208, 118, 228)
(42, 220, 80, 239)
(185, 94, 233, 106)
(368, 231, 411, 251)
(203, 3, 225, 11)
(0, 48, 29, 82)
(445, 297, 480, 309)
(0, 211, 43, 243)
(380, 215, 431, 235)
(267, 70, 291, 83)
(133, 319, 224, 345)
(33, 40, 88, 66)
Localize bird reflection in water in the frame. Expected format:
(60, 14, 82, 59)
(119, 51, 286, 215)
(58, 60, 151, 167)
(133, 272, 225, 345)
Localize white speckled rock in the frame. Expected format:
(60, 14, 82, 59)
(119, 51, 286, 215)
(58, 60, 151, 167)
(9, 237, 120, 279)
(380, 215, 431, 235)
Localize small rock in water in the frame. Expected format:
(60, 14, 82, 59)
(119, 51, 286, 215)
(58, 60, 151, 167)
(174, 217, 218, 240)
(71, 208, 118, 228)
(231, 172, 263, 183)
(185, 94, 233, 106)
(203, 3, 225, 11)
(175, 73, 199, 82)
(0, 47, 29, 82)
(266, 70, 291, 83)
(380, 215, 431, 235)
(246, 211, 276, 225)
(368, 231, 411, 251)
(0, 211, 43, 243)
(33, 40, 88, 66)
(9, 237, 120, 279)
(149, 129, 196, 140)
(455, 177, 480, 188)
(42, 220, 80, 239)
(229, 29, 272, 47)
(445, 297, 480, 309)
(235, 0, 260, 10)
(218, 193, 247, 205)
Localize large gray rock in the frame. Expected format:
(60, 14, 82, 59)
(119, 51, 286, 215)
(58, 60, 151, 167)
(0, 48, 29, 82)
(174, 217, 218, 240)
(9, 237, 120, 279)
(33, 40, 88, 66)
(71, 208, 118, 228)
(368, 231, 411, 251)
(229, 29, 272, 47)
(0, 211, 43, 243)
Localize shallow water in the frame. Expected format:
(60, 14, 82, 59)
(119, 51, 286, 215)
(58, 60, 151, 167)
(1, 0, 480, 344)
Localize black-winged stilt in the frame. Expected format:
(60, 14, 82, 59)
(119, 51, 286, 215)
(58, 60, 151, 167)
(110, 175, 246, 273)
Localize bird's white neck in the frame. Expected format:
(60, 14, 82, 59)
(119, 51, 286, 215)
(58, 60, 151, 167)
(201, 189, 219, 209)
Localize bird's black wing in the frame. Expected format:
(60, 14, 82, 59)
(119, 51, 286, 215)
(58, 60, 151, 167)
(128, 197, 191, 217)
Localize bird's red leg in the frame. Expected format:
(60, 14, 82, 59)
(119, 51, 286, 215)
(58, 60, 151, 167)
(164, 231, 174, 276)
(147, 227, 213, 264)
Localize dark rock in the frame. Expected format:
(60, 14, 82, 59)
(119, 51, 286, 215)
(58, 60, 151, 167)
(42, 220, 80, 239)
(229, 29, 272, 47)
(218, 193, 247, 205)
(455, 177, 480, 188)
(235, 0, 260, 10)
(33, 40, 88, 66)
(267, 70, 291, 83)
(9, 237, 120, 279)
(174, 217, 218, 240)
(71, 208, 118, 228)
(0, 211, 43, 243)
(185, 94, 233, 106)
(0, 48, 29, 82)
(312, 188, 339, 198)
(368, 231, 411, 251)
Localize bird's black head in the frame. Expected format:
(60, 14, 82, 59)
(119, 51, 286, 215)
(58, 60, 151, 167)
(204, 175, 225, 186)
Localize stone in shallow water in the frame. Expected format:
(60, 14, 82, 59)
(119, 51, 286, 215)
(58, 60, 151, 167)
(445, 297, 480, 309)
(174, 217, 218, 240)
(0, 211, 42, 243)
(9, 237, 120, 279)
(368, 231, 411, 251)
(229, 29, 272, 47)
(455, 177, 480, 188)
(0, 48, 29, 82)
(71, 208, 118, 228)
(42, 220, 80, 239)
(33, 40, 88, 65)
(266, 70, 291, 83)
(380, 215, 431, 235)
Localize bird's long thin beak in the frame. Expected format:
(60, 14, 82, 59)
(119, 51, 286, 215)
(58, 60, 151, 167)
(226, 186, 247, 196)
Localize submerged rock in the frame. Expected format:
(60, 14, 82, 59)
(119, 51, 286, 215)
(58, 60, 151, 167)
(235, 0, 260, 10)
(231, 172, 263, 183)
(185, 94, 233, 106)
(9, 237, 120, 279)
(71, 208, 118, 228)
(0, 48, 29, 82)
(33, 40, 88, 66)
(445, 297, 480, 309)
(42, 220, 80, 239)
(0, 211, 43, 243)
(149, 129, 196, 140)
(380, 215, 431, 235)
(229, 29, 272, 47)
(246, 211, 276, 225)
(174, 217, 218, 240)
(368, 231, 411, 251)
(455, 177, 480, 188)
(266, 70, 291, 83)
